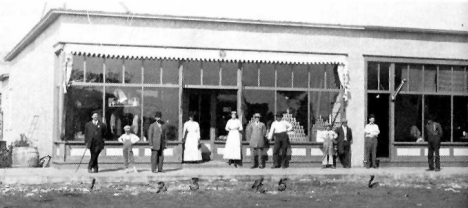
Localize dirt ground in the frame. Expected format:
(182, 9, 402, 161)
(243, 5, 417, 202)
(1, 178, 467, 208)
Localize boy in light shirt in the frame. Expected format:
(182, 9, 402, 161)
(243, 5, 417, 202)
(118, 125, 140, 173)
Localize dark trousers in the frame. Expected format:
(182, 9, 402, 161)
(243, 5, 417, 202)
(88, 144, 102, 171)
(151, 149, 164, 172)
(338, 145, 351, 168)
(428, 139, 441, 170)
(273, 132, 289, 168)
(364, 137, 378, 168)
(251, 147, 264, 167)
(123, 146, 134, 168)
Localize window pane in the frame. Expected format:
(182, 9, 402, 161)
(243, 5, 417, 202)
(424, 65, 437, 92)
(379, 63, 390, 90)
(310, 91, 340, 142)
(104, 86, 142, 140)
(124, 59, 142, 84)
(293, 65, 308, 88)
(105, 58, 122, 84)
(162, 60, 179, 84)
(242, 90, 275, 134)
(277, 64, 292, 88)
(64, 86, 103, 140)
(395, 95, 423, 142)
(310, 65, 326, 88)
(242, 63, 258, 86)
(409, 64, 423, 91)
(142, 88, 179, 141)
(438, 65, 452, 92)
(395, 64, 408, 92)
(367, 62, 378, 90)
(424, 95, 451, 142)
(454, 96, 468, 142)
(184, 61, 201, 85)
(221, 62, 237, 86)
(86, 56, 104, 83)
(259, 63, 275, 87)
(202, 62, 219, 85)
(71, 55, 84, 82)
(326, 65, 339, 89)
(143, 59, 161, 84)
(453, 66, 465, 93)
(277, 91, 308, 142)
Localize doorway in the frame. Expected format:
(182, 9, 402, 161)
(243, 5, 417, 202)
(182, 89, 237, 141)
(367, 93, 390, 158)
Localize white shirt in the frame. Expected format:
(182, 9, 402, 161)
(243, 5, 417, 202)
(342, 126, 348, 141)
(118, 133, 140, 147)
(365, 123, 380, 138)
(268, 120, 292, 139)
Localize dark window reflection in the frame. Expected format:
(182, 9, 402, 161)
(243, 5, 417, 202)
(277, 64, 291, 88)
(143, 59, 161, 84)
(124, 59, 142, 84)
(277, 91, 308, 141)
(395, 95, 423, 142)
(424, 65, 437, 92)
(86, 56, 104, 83)
(438, 65, 452, 92)
(424, 95, 451, 142)
(395, 64, 408, 92)
(259, 64, 275, 87)
(242, 64, 258, 86)
(367, 62, 378, 90)
(293, 65, 308, 88)
(221, 62, 237, 86)
(64, 86, 103, 140)
(71, 55, 84, 82)
(310, 65, 325, 88)
(105, 58, 122, 83)
(242, 90, 275, 133)
(183, 61, 201, 85)
(454, 96, 468, 142)
(379, 63, 390, 90)
(162, 60, 179, 85)
(142, 88, 179, 141)
(203, 62, 220, 85)
(310, 91, 340, 142)
(105, 87, 142, 140)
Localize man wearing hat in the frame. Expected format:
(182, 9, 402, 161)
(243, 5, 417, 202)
(84, 112, 107, 173)
(118, 125, 140, 173)
(334, 119, 353, 168)
(364, 114, 380, 169)
(246, 113, 267, 169)
(268, 113, 292, 169)
(148, 111, 167, 173)
(425, 116, 443, 172)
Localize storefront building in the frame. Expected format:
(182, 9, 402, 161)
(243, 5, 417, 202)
(3, 9, 468, 167)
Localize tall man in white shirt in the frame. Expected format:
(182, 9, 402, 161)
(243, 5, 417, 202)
(364, 114, 380, 169)
(268, 113, 292, 169)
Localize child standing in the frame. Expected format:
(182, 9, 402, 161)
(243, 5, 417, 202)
(118, 125, 140, 173)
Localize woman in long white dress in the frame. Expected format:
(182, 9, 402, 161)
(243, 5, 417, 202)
(224, 111, 243, 167)
(183, 113, 202, 163)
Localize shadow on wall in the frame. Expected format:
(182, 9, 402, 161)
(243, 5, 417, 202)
(200, 143, 211, 161)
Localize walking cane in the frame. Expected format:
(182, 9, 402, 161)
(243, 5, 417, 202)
(75, 148, 87, 172)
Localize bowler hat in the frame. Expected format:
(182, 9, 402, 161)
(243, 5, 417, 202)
(155, 111, 162, 117)
(253, 113, 261, 118)
(123, 125, 131, 130)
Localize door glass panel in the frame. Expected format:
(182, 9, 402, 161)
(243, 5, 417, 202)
(395, 95, 423, 142)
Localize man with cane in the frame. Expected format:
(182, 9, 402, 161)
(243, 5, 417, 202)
(83, 112, 107, 173)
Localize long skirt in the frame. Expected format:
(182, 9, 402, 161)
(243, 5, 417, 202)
(223, 130, 241, 160)
(184, 135, 202, 162)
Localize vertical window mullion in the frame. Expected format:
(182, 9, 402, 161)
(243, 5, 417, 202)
(257, 63, 261, 87)
(200, 62, 204, 85)
(406, 64, 410, 91)
(219, 62, 222, 86)
(140, 60, 144, 139)
(451, 66, 454, 142)
(436, 65, 439, 92)
(102, 58, 106, 121)
(83, 56, 87, 82)
(122, 59, 125, 84)
(291, 65, 294, 88)
(377, 63, 381, 91)
(307, 65, 311, 141)
(159, 60, 163, 84)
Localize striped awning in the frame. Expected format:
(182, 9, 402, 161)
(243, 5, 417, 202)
(64, 44, 346, 65)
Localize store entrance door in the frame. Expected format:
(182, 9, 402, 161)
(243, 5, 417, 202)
(367, 93, 390, 158)
(182, 89, 237, 141)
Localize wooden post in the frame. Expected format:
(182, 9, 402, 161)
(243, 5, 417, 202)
(178, 60, 184, 141)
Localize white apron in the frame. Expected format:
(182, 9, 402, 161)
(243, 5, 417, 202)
(223, 119, 243, 160)
(183, 121, 202, 162)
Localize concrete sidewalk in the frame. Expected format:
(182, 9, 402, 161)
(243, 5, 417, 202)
(1, 166, 467, 185)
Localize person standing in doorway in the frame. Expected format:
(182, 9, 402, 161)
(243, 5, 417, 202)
(118, 125, 140, 173)
(224, 111, 243, 168)
(148, 111, 166, 173)
(84, 112, 107, 173)
(425, 117, 443, 172)
(246, 113, 267, 169)
(182, 112, 202, 163)
(268, 113, 292, 169)
(364, 114, 380, 169)
(335, 120, 353, 168)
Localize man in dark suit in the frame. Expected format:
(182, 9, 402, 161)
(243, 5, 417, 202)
(84, 112, 107, 173)
(334, 120, 352, 168)
(246, 113, 267, 169)
(425, 117, 443, 172)
(148, 111, 167, 173)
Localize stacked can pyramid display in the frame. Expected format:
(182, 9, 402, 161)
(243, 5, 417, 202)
(282, 111, 308, 143)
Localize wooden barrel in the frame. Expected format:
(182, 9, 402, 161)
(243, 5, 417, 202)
(12, 147, 39, 168)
